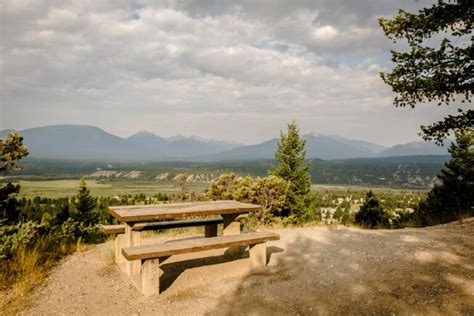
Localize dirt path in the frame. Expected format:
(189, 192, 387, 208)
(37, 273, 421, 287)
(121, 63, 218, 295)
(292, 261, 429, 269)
(19, 219, 474, 315)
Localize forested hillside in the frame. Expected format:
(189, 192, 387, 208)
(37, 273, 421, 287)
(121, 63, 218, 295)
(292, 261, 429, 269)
(5, 155, 448, 188)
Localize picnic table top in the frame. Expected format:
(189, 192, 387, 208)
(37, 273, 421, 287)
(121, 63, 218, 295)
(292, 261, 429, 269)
(108, 200, 261, 223)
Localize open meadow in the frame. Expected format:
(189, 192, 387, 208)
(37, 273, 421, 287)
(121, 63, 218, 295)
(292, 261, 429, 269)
(11, 178, 429, 199)
(14, 179, 209, 198)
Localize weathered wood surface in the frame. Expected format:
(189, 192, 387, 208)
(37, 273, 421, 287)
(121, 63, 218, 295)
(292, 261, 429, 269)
(124, 223, 141, 277)
(122, 231, 280, 261)
(109, 200, 261, 223)
(133, 217, 223, 231)
(99, 224, 125, 234)
(100, 218, 224, 234)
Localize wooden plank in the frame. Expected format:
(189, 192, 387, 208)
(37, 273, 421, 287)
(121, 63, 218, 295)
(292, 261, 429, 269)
(100, 218, 224, 234)
(132, 217, 223, 231)
(108, 200, 261, 223)
(122, 232, 280, 261)
(99, 224, 125, 234)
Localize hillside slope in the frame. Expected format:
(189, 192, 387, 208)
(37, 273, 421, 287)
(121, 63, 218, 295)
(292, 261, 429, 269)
(13, 155, 449, 188)
(379, 141, 449, 157)
(16, 219, 474, 315)
(1, 125, 450, 161)
(0, 125, 239, 160)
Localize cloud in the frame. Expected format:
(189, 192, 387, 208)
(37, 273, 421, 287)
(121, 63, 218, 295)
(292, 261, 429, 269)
(313, 25, 338, 40)
(1, 0, 463, 146)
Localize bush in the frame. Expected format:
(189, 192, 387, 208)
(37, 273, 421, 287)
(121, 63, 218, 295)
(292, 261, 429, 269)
(355, 191, 390, 229)
(207, 173, 288, 225)
(0, 221, 43, 259)
(415, 130, 473, 226)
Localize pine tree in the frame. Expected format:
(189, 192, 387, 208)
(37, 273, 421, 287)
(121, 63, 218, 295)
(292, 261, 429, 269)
(379, 1, 473, 143)
(0, 132, 29, 224)
(270, 121, 311, 218)
(355, 191, 389, 229)
(72, 179, 97, 226)
(417, 129, 474, 225)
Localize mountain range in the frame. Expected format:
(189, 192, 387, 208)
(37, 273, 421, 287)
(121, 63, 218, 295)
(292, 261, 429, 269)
(0, 125, 449, 161)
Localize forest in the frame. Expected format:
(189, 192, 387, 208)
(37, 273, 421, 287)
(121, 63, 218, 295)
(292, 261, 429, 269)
(4, 154, 449, 189)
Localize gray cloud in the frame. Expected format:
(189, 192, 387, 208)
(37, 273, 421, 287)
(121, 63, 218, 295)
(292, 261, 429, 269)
(0, 0, 465, 146)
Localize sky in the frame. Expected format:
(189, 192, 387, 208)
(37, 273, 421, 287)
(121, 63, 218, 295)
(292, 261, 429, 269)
(0, 0, 467, 146)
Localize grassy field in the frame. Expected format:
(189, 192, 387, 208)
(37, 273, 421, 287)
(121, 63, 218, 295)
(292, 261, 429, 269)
(11, 178, 429, 198)
(15, 180, 209, 198)
(311, 184, 429, 192)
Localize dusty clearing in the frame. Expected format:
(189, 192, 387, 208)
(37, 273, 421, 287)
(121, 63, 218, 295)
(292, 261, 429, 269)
(14, 219, 474, 315)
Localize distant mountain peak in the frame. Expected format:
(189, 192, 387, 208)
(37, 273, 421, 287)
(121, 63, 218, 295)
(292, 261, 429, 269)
(1, 124, 451, 161)
(378, 140, 449, 157)
(129, 130, 159, 137)
(127, 131, 168, 146)
(137, 130, 152, 134)
(306, 132, 325, 138)
(167, 134, 201, 142)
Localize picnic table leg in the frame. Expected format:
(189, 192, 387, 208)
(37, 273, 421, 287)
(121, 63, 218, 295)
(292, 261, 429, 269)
(204, 224, 218, 237)
(124, 223, 142, 277)
(249, 242, 267, 270)
(222, 214, 243, 257)
(115, 234, 125, 265)
(222, 214, 241, 234)
(141, 258, 162, 296)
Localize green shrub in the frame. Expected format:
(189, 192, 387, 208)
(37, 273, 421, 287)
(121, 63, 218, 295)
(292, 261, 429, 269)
(207, 173, 288, 225)
(355, 191, 390, 229)
(0, 221, 43, 259)
(416, 130, 473, 226)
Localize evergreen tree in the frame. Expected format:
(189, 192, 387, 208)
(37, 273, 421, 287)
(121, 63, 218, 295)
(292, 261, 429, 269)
(0, 132, 29, 224)
(72, 179, 97, 227)
(270, 121, 311, 218)
(355, 191, 389, 229)
(417, 129, 474, 225)
(379, 0, 473, 143)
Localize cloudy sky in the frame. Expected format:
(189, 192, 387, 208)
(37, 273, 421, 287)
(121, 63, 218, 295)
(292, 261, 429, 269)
(0, 0, 466, 146)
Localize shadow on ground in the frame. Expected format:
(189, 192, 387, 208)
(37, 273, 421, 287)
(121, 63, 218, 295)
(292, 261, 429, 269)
(202, 221, 474, 315)
(159, 246, 284, 292)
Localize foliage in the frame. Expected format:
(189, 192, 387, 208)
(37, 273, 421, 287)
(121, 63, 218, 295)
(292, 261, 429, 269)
(378, 0, 473, 143)
(7, 155, 449, 190)
(207, 173, 238, 200)
(355, 191, 390, 228)
(1, 132, 29, 172)
(0, 182, 21, 225)
(270, 121, 311, 217)
(72, 179, 97, 224)
(253, 175, 288, 218)
(1, 132, 29, 225)
(333, 201, 354, 226)
(207, 173, 288, 224)
(174, 173, 190, 201)
(416, 129, 474, 225)
(0, 181, 182, 296)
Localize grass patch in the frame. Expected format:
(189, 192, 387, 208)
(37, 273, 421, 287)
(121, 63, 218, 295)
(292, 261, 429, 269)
(0, 241, 76, 315)
(15, 179, 208, 198)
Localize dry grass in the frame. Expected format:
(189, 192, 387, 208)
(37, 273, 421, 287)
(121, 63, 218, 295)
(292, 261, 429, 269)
(75, 237, 94, 253)
(0, 248, 46, 315)
(104, 249, 116, 267)
(96, 249, 117, 278)
(0, 241, 77, 315)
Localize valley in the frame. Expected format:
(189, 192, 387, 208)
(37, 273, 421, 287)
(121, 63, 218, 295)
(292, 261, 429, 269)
(0, 125, 450, 161)
(6, 154, 448, 190)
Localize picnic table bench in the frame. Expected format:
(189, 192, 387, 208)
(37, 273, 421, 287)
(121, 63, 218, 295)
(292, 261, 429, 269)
(104, 200, 280, 296)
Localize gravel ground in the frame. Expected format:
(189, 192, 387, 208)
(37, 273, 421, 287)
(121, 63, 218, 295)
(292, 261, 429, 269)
(17, 218, 474, 315)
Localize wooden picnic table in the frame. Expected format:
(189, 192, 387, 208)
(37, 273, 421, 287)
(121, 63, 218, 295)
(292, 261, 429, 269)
(109, 200, 261, 222)
(107, 200, 262, 276)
